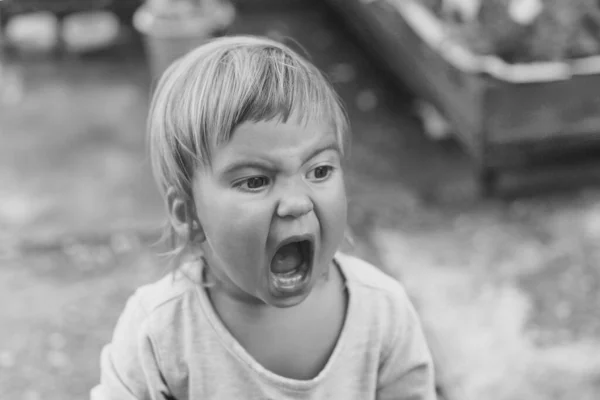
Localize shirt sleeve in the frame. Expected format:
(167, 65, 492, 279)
(376, 288, 437, 400)
(90, 292, 173, 400)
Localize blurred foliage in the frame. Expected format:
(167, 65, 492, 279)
(422, 0, 600, 63)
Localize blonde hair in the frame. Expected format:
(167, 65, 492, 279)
(148, 35, 351, 268)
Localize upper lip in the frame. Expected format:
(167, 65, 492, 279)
(275, 233, 314, 249)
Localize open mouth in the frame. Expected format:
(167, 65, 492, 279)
(270, 237, 314, 293)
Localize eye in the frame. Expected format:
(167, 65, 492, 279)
(307, 165, 334, 181)
(234, 176, 270, 192)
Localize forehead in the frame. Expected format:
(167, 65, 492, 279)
(212, 119, 339, 167)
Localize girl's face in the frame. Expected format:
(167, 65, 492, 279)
(192, 118, 347, 308)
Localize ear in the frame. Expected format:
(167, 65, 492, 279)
(166, 187, 205, 242)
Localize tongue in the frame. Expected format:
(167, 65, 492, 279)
(271, 243, 303, 274)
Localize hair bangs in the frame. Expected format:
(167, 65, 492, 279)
(200, 45, 349, 156)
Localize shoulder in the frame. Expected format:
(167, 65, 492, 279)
(96, 266, 204, 397)
(124, 264, 202, 335)
(335, 252, 420, 336)
(335, 253, 433, 383)
(335, 252, 411, 305)
(135, 270, 197, 312)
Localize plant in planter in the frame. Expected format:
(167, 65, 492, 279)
(423, 0, 600, 63)
(327, 0, 600, 194)
(133, 0, 235, 80)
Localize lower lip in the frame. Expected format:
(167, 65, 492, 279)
(270, 262, 311, 295)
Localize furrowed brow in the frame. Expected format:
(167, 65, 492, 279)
(220, 139, 340, 176)
(221, 160, 272, 175)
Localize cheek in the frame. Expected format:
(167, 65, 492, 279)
(317, 179, 348, 246)
(196, 191, 275, 270)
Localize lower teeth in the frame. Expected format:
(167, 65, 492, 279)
(277, 268, 299, 278)
(273, 269, 304, 287)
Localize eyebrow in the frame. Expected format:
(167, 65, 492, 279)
(301, 140, 340, 165)
(221, 140, 340, 175)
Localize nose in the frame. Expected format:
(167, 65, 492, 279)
(276, 182, 314, 219)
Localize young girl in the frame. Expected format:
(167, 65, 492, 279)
(91, 35, 436, 400)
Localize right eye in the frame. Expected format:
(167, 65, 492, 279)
(234, 176, 271, 192)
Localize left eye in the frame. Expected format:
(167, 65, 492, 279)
(307, 166, 334, 181)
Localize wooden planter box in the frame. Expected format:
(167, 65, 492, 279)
(326, 0, 600, 194)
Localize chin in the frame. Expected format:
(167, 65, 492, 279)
(263, 272, 317, 308)
(269, 290, 315, 308)
(267, 294, 311, 308)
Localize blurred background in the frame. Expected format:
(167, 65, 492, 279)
(1, 0, 600, 399)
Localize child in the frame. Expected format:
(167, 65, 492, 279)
(91, 35, 436, 400)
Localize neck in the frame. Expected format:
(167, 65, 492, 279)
(202, 264, 269, 312)
(202, 260, 344, 324)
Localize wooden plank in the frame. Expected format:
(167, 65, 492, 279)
(325, 0, 486, 160)
(485, 74, 600, 144)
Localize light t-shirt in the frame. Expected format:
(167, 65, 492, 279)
(91, 252, 436, 400)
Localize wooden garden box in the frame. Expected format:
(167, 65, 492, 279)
(326, 0, 600, 194)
